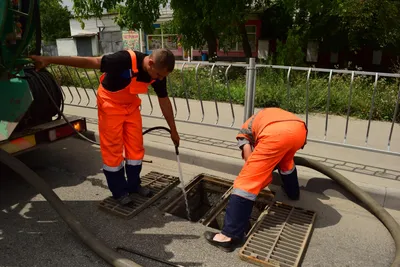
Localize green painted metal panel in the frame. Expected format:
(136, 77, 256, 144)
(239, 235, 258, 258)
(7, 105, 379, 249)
(0, 69, 33, 141)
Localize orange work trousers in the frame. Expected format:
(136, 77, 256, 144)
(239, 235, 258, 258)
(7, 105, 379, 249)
(232, 120, 307, 200)
(97, 94, 144, 171)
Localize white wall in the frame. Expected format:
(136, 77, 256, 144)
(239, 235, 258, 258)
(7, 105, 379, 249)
(56, 38, 77, 56)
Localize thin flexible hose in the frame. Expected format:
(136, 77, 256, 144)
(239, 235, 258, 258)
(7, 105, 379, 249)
(30, 68, 180, 156)
(13, 68, 400, 267)
(294, 156, 400, 267)
(142, 126, 179, 155)
(11, 69, 181, 266)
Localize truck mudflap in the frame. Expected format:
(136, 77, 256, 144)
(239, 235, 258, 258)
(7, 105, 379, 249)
(0, 115, 87, 155)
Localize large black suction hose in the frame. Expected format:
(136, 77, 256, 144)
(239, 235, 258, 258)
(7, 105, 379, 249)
(0, 149, 141, 267)
(294, 156, 400, 267)
(19, 66, 400, 267)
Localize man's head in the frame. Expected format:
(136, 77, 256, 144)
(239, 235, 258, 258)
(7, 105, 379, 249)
(144, 49, 175, 80)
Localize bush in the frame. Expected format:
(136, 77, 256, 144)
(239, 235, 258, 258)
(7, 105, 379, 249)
(51, 64, 400, 122)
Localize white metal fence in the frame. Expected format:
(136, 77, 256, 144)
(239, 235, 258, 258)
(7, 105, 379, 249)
(48, 58, 400, 156)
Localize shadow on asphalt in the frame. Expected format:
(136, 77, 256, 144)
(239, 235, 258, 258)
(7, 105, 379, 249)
(270, 172, 342, 229)
(0, 137, 203, 267)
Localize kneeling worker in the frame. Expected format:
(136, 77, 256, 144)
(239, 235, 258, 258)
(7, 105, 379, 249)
(204, 107, 307, 252)
(30, 48, 180, 206)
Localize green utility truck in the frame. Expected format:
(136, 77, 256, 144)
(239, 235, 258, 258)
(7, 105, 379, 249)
(0, 0, 87, 156)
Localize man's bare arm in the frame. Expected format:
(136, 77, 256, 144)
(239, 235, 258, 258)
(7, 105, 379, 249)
(242, 143, 253, 162)
(30, 55, 102, 70)
(158, 97, 180, 145)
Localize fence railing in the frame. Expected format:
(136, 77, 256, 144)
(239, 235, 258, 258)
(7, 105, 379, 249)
(48, 58, 400, 156)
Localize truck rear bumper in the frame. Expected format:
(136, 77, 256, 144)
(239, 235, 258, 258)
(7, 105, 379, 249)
(0, 115, 87, 156)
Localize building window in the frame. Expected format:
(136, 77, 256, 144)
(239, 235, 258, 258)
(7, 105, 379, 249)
(146, 24, 178, 51)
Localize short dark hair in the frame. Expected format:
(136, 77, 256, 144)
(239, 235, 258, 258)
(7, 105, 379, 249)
(150, 49, 175, 72)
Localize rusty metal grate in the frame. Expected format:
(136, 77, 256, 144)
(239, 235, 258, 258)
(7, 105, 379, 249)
(99, 171, 179, 219)
(239, 201, 316, 267)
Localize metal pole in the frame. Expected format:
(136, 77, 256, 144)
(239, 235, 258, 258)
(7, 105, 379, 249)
(244, 58, 256, 122)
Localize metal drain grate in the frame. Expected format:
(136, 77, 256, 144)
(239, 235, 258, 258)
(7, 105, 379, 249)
(99, 171, 180, 219)
(239, 201, 316, 267)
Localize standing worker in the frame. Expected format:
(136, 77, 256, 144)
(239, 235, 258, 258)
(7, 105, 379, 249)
(30, 48, 180, 206)
(204, 107, 307, 252)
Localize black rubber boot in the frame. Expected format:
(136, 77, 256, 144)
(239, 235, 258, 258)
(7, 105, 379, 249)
(103, 168, 133, 205)
(279, 167, 300, 200)
(126, 164, 153, 197)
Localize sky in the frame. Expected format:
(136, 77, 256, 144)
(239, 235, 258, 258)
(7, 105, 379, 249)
(61, 0, 73, 11)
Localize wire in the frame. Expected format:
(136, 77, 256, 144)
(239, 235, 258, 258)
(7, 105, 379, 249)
(29, 68, 180, 157)
(29, 67, 185, 265)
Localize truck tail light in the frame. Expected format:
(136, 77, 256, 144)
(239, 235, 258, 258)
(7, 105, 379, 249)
(48, 121, 86, 142)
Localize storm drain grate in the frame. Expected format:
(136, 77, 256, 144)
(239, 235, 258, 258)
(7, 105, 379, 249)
(239, 201, 316, 267)
(99, 171, 180, 219)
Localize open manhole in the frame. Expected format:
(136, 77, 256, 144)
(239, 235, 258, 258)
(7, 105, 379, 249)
(99, 171, 180, 219)
(160, 173, 275, 232)
(239, 201, 316, 267)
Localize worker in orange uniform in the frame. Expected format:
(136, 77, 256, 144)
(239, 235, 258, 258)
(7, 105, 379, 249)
(30, 49, 180, 206)
(204, 107, 307, 252)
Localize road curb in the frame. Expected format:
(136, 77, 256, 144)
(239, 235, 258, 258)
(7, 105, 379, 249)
(81, 130, 400, 211)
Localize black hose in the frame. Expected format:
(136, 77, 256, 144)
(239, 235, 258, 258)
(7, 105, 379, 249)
(13, 70, 181, 266)
(142, 126, 179, 155)
(294, 156, 400, 267)
(11, 67, 400, 267)
(29, 69, 98, 145)
(14, 67, 64, 133)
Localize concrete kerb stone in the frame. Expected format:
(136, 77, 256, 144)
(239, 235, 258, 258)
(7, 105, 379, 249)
(81, 130, 400, 211)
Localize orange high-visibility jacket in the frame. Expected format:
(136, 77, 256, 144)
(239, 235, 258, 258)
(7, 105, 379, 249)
(236, 107, 307, 148)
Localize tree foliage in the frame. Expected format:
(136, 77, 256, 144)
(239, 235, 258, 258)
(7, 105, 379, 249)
(69, 0, 400, 63)
(168, 0, 269, 60)
(40, 0, 72, 43)
(71, 0, 167, 33)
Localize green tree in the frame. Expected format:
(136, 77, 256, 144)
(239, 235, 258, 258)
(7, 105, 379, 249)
(335, 0, 400, 51)
(71, 0, 167, 34)
(169, 0, 269, 61)
(40, 0, 72, 43)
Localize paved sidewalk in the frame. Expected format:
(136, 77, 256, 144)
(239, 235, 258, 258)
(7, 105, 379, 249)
(64, 103, 400, 211)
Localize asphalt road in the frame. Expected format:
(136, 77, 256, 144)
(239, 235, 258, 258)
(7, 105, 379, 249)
(1, 137, 399, 267)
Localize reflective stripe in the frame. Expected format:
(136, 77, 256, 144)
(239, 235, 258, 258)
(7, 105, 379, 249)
(126, 159, 142, 166)
(280, 165, 296, 175)
(238, 111, 260, 144)
(103, 162, 124, 172)
(232, 188, 257, 201)
(237, 138, 250, 148)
